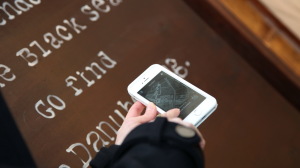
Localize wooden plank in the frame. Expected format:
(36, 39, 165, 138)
(1, 0, 300, 167)
(260, 0, 300, 40)
(219, 0, 300, 78)
(183, 0, 300, 110)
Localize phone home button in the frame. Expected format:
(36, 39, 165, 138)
(194, 109, 203, 116)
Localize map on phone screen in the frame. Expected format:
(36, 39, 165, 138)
(138, 71, 206, 118)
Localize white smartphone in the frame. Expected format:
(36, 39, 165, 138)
(127, 64, 217, 127)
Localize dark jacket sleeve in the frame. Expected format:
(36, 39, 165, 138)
(90, 117, 204, 168)
(90, 145, 120, 168)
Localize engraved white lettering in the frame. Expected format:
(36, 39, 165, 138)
(0, 64, 16, 88)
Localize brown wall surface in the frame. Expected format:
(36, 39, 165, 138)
(0, 0, 299, 167)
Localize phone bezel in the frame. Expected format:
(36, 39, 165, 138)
(128, 64, 217, 126)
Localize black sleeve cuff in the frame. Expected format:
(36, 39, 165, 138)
(90, 145, 120, 168)
(90, 117, 204, 168)
(114, 117, 204, 167)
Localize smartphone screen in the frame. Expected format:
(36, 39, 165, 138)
(138, 71, 206, 119)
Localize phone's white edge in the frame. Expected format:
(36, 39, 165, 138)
(194, 104, 218, 127)
(127, 64, 217, 126)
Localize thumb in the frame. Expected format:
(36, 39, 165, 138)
(137, 102, 157, 123)
(161, 108, 180, 119)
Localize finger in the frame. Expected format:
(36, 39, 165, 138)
(137, 102, 158, 123)
(168, 117, 183, 123)
(191, 128, 206, 149)
(198, 131, 206, 149)
(126, 101, 145, 118)
(161, 108, 180, 118)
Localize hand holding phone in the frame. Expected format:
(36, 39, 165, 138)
(127, 64, 217, 127)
